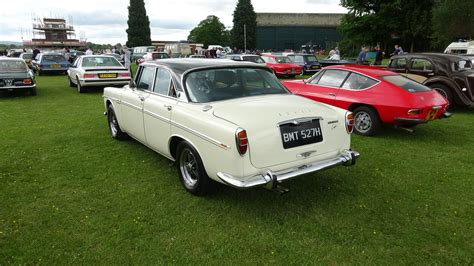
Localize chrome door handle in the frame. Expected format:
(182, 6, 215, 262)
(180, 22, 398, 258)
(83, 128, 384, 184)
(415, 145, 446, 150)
(164, 105, 172, 111)
(138, 96, 145, 101)
(328, 93, 336, 96)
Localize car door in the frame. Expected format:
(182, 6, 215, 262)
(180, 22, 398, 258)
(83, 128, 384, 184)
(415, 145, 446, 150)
(120, 65, 154, 142)
(143, 67, 177, 156)
(406, 58, 434, 83)
(68, 57, 81, 80)
(302, 69, 349, 106)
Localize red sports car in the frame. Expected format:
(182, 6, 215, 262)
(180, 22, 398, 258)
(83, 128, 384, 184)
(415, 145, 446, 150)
(283, 65, 451, 135)
(261, 54, 302, 77)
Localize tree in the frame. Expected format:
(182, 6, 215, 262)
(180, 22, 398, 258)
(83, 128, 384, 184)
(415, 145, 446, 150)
(339, 0, 434, 53)
(231, 0, 257, 51)
(432, 0, 474, 49)
(188, 16, 230, 48)
(126, 0, 151, 47)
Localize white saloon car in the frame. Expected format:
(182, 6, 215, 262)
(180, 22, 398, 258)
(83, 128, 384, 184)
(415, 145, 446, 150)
(68, 55, 131, 93)
(103, 59, 359, 195)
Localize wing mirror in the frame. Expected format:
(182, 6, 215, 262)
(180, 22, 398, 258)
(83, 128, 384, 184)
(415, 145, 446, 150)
(129, 80, 137, 90)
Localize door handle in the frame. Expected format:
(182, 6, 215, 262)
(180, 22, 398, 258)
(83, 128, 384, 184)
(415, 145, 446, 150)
(164, 104, 173, 111)
(138, 96, 145, 101)
(328, 93, 336, 96)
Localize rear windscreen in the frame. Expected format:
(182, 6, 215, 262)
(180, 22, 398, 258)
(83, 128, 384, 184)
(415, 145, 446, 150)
(381, 75, 431, 92)
(0, 60, 28, 72)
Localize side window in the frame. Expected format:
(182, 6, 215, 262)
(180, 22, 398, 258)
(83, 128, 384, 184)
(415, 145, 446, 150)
(293, 56, 304, 63)
(411, 59, 433, 71)
(389, 58, 407, 69)
(342, 73, 378, 90)
(153, 68, 172, 95)
(316, 70, 349, 87)
(137, 67, 155, 90)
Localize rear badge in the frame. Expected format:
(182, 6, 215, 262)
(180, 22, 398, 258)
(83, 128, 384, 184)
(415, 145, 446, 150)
(327, 120, 338, 129)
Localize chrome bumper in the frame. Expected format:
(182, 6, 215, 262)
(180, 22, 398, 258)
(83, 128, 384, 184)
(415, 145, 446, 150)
(217, 149, 359, 189)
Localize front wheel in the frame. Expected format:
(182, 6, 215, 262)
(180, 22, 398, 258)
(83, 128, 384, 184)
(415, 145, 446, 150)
(353, 106, 382, 136)
(68, 76, 75, 87)
(176, 141, 214, 196)
(107, 105, 128, 140)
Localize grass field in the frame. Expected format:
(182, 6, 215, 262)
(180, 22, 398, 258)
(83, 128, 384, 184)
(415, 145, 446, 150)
(0, 72, 473, 264)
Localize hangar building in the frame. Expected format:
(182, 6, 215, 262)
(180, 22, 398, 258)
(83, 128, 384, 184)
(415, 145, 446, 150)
(256, 13, 344, 51)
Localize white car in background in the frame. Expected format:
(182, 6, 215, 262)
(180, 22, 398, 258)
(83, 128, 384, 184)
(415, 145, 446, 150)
(67, 55, 131, 93)
(103, 59, 359, 196)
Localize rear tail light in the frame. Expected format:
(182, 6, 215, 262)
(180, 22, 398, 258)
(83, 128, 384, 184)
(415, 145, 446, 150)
(235, 128, 248, 156)
(22, 79, 32, 85)
(346, 112, 354, 134)
(118, 73, 130, 77)
(84, 73, 97, 79)
(407, 109, 423, 115)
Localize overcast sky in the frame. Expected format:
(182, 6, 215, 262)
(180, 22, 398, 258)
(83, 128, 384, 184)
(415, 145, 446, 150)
(0, 0, 346, 44)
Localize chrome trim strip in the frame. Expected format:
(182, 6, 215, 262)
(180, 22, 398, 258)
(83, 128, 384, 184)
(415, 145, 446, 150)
(143, 109, 170, 123)
(277, 116, 323, 126)
(121, 101, 142, 111)
(217, 150, 359, 189)
(171, 121, 231, 150)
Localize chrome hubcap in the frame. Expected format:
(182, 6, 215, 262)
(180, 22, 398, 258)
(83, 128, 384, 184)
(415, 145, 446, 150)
(179, 148, 199, 187)
(109, 113, 118, 136)
(355, 112, 372, 133)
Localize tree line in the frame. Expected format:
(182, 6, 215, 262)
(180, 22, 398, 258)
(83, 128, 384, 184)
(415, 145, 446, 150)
(339, 0, 474, 53)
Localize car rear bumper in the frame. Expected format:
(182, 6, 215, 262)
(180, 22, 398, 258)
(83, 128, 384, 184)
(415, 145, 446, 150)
(80, 78, 131, 87)
(216, 149, 359, 189)
(394, 112, 452, 125)
(0, 84, 36, 91)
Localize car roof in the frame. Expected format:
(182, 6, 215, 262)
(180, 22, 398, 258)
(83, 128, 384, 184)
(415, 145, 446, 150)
(0, 57, 25, 61)
(288, 53, 315, 56)
(391, 53, 469, 62)
(142, 58, 269, 75)
(80, 55, 117, 58)
(262, 54, 287, 58)
(325, 65, 396, 77)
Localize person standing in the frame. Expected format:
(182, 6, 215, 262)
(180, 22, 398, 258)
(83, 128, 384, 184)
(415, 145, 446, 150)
(357, 46, 368, 64)
(123, 46, 132, 75)
(374, 46, 385, 65)
(85, 48, 93, 55)
(391, 45, 401, 56)
(32, 48, 40, 60)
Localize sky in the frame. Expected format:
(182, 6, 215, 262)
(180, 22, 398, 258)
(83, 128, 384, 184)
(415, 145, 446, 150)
(0, 0, 346, 44)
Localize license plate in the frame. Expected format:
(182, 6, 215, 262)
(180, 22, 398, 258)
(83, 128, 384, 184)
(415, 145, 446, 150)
(99, 73, 117, 78)
(51, 64, 60, 68)
(426, 109, 437, 121)
(279, 119, 323, 149)
(4, 79, 14, 86)
(311, 65, 320, 69)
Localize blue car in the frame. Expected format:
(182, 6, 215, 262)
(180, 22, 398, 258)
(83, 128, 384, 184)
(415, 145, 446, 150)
(287, 54, 322, 75)
(33, 53, 70, 75)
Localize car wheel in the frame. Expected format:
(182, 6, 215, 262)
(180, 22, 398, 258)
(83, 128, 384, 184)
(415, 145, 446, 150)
(37, 70, 42, 76)
(29, 87, 37, 96)
(76, 77, 85, 93)
(430, 83, 453, 106)
(288, 74, 296, 78)
(68, 76, 75, 87)
(176, 141, 214, 196)
(353, 106, 381, 136)
(107, 105, 128, 140)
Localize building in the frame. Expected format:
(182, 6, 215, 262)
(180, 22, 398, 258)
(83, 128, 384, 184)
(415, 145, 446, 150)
(256, 13, 344, 52)
(23, 17, 86, 49)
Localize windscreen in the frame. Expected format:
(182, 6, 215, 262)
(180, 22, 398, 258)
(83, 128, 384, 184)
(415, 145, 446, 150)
(42, 55, 66, 62)
(305, 55, 318, 63)
(275, 57, 292, 63)
(381, 75, 431, 92)
(82, 57, 122, 67)
(454, 60, 472, 71)
(185, 68, 289, 103)
(0, 60, 28, 72)
(21, 54, 33, 60)
(242, 56, 265, 63)
(152, 53, 170, 60)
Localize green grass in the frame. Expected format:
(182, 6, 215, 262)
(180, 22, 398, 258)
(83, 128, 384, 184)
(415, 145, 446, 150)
(0, 74, 473, 264)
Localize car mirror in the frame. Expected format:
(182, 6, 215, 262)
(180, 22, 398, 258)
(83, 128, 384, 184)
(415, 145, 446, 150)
(129, 80, 137, 90)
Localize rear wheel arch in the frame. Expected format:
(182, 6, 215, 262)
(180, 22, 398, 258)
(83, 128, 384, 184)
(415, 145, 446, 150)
(425, 81, 454, 104)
